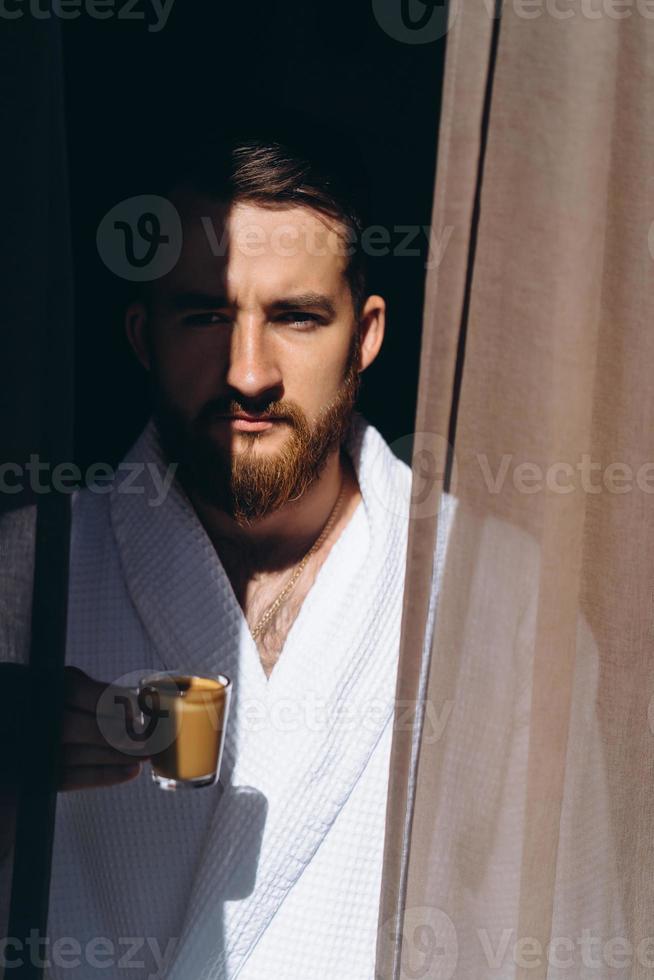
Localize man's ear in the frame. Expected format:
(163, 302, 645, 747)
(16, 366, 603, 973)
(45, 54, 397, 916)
(357, 295, 386, 373)
(125, 301, 152, 371)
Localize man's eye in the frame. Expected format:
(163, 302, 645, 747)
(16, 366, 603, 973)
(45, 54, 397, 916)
(183, 313, 230, 327)
(276, 313, 321, 330)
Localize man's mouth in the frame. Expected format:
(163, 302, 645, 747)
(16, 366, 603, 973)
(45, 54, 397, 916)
(214, 413, 285, 432)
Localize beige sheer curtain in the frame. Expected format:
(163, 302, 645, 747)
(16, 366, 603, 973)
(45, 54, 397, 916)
(378, 2, 654, 978)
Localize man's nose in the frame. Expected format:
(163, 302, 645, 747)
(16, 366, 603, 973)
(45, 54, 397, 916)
(224, 320, 283, 402)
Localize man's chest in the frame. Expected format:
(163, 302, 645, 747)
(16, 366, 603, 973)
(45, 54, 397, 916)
(245, 571, 320, 677)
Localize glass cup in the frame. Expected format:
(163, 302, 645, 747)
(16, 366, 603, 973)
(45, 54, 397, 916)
(137, 671, 231, 790)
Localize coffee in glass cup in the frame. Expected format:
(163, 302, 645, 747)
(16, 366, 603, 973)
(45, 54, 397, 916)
(137, 671, 231, 790)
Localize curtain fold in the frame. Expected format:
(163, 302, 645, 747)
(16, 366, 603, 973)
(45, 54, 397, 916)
(0, 16, 74, 968)
(378, 2, 654, 978)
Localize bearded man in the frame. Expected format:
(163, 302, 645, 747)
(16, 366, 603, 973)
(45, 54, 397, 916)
(46, 134, 455, 979)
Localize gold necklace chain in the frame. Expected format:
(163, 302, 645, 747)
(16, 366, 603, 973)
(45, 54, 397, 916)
(251, 477, 347, 640)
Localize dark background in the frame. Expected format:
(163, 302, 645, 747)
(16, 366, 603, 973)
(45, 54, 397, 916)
(62, 0, 446, 471)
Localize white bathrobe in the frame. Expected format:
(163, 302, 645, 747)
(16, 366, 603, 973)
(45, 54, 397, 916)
(45, 411, 456, 980)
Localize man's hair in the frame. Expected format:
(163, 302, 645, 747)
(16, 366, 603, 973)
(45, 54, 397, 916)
(159, 121, 371, 318)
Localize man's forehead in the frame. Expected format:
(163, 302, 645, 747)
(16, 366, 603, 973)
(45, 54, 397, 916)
(179, 199, 347, 253)
(160, 197, 350, 301)
(172, 192, 341, 231)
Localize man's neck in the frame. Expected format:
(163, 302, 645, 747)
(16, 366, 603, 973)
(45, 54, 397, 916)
(188, 448, 360, 585)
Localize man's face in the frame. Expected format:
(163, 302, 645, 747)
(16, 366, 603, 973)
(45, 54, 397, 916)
(132, 196, 371, 526)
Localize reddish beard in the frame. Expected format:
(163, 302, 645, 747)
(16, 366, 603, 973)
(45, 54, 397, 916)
(153, 333, 361, 527)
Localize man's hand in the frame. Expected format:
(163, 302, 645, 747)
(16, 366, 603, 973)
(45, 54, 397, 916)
(59, 666, 147, 792)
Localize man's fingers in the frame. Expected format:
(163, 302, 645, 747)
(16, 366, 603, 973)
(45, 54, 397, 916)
(60, 708, 146, 755)
(60, 744, 147, 769)
(61, 670, 155, 754)
(60, 708, 110, 747)
(63, 666, 108, 714)
(63, 666, 137, 722)
(58, 763, 142, 793)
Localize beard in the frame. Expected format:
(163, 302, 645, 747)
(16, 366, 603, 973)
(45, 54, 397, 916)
(152, 332, 362, 528)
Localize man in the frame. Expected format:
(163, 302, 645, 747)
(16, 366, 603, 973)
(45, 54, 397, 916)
(47, 134, 454, 979)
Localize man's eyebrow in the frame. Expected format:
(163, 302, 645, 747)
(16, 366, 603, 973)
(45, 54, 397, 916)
(169, 291, 337, 318)
(268, 293, 336, 318)
(170, 291, 231, 311)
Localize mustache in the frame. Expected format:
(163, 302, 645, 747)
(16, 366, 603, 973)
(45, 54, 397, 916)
(197, 400, 297, 425)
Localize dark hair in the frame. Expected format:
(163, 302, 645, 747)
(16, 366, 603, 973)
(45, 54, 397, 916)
(160, 121, 371, 318)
